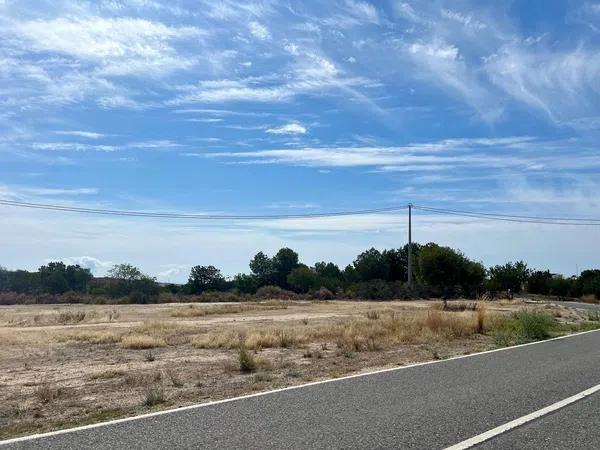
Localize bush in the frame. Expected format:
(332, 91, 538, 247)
(143, 385, 165, 406)
(516, 310, 557, 340)
(238, 346, 257, 372)
(491, 310, 557, 346)
(311, 287, 335, 300)
(255, 285, 299, 300)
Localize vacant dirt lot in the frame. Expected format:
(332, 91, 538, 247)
(0, 299, 594, 439)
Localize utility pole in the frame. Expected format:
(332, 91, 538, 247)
(407, 203, 413, 288)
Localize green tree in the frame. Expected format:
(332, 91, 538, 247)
(188, 265, 226, 293)
(287, 266, 317, 293)
(65, 265, 93, 292)
(314, 262, 343, 291)
(39, 262, 69, 294)
(488, 261, 530, 293)
(233, 273, 258, 294)
(382, 248, 406, 282)
(549, 276, 573, 297)
(0, 266, 9, 292)
(527, 270, 553, 295)
(249, 251, 274, 286)
(107, 263, 158, 301)
(272, 248, 299, 289)
(417, 243, 463, 288)
(9, 270, 40, 293)
(580, 270, 600, 299)
(353, 248, 388, 281)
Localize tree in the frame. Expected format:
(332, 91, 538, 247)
(488, 261, 530, 293)
(233, 273, 258, 294)
(549, 276, 573, 298)
(580, 270, 600, 299)
(249, 252, 274, 286)
(287, 266, 317, 293)
(188, 265, 226, 293)
(382, 248, 406, 282)
(353, 248, 388, 281)
(272, 248, 299, 288)
(314, 261, 343, 292)
(0, 266, 10, 292)
(39, 262, 69, 294)
(527, 270, 553, 295)
(9, 270, 40, 293)
(107, 263, 158, 301)
(417, 244, 463, 288)
(65, 265, 93, 292)
(461, 260, 486, 296)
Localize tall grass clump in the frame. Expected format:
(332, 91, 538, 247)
(492, 309, 557, 346)
(238, 346, 257, 372)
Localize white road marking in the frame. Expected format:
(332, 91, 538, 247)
(445, 383, 600, 449)
(1, 328, 599, 446)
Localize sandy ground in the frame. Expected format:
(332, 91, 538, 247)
(0, 299, 590, 439)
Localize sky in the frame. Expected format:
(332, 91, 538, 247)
(1, 0, 600, 282)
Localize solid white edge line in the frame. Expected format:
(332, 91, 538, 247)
(1, 327, 599, 446)
(445, 383, 600, 450)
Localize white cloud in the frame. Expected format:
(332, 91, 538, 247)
(8, 17, 204, 76)
(344, 0, 380, 24)
(484, 45, 600, 122)
(248, 21, 271, 40)
(53, 130, 106, 139)
(266, 123, 307, 135)
(409, 41, 459, 61)
(57, 256, 114, 275)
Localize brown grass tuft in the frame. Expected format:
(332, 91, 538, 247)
(121, 334, 167, 349)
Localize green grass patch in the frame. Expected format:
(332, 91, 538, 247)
(491, 310, 558, 347)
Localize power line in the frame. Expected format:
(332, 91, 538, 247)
(413, 205, 600, 226)
(0, 199, 407, 220)
(2, 198, 600, 226)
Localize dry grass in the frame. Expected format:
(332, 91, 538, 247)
(34, 382, 62, 404)
(192, 307, 498, 353)
(3, 298, 584, 440)
(121, 335, 167, 349)
(56, 331, 121, 345)
(169, 301, 288, 318)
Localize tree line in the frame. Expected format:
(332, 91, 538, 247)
(1, 242, 599, 303)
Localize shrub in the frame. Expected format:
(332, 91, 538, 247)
(35, 382, 62, 404)
(238, 346, 257, 372)
(143, 385, 165, 406)
(311, 287, 335, 300)
(255, 285, 299, 300)
(516, 310, 557, 340)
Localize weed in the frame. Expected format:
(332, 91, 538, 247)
(165, 369, 184, 388)
(142, 385, 165, 407)
(515, 310, 557, 340)
(253, 371, 273, 383)
(35, 382, 62, 404)
(477, 306, 486, 334)
(238, 346, 257, 373)
(588, 311, 600, 322)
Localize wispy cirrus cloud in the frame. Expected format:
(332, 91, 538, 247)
(266, 123, 307, 135)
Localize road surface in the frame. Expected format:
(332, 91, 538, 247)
(2, 330, 600, 449)
(549, 300, 600, 311)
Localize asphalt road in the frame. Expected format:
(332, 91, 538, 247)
(3, 330, 600, 450)
(549, 300, 600, 311)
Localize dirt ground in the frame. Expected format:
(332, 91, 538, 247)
(0, 298, 592, 439)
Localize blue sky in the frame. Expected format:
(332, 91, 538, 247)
(1, 0, 600, 282)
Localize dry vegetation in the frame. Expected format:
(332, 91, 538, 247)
(0, 298, 597, 439)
